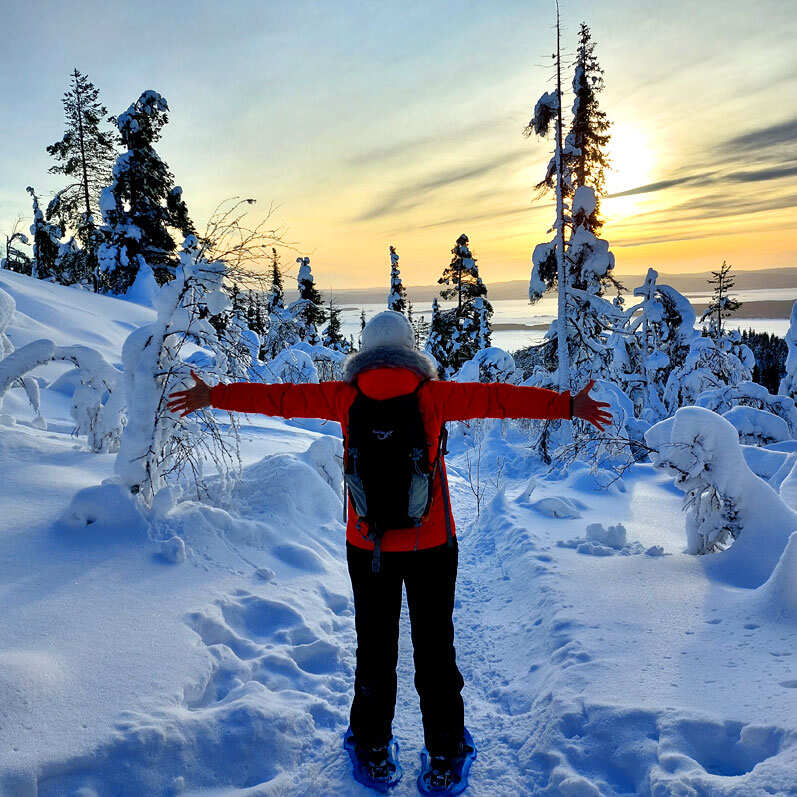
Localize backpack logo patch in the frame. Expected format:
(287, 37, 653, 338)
(372, 429, 394, 441)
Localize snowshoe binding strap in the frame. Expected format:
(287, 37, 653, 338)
(343, 727, 403, 792)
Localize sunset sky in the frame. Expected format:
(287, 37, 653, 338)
(1, 0, 795, 289)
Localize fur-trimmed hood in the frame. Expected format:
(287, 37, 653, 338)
(342, 345, 438, 384)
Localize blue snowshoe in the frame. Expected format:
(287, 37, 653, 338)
(343, 726, 403, 792)
(417, 728, 477, 795)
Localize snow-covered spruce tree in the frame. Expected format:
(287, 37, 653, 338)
(97, 91, 195, 294)
(425, 297, 455, 377)
(358, 308, 367, 347)
(260, 250, 300, 360)
(387, 245, 407, 313)
(779, 301, 797, 401)
(408, 301, 430, 350)
(46, 69, 117, 286)
(26, 187, 62, 280)
(288, 256, 326, 344)
(265, 247, 284, 314)
(437, 234, 492, 371)
(568, 23, 611, 232)
(560, 185, 620, 386)
(114, 236, 241, 505)
(700, 260, 742, 342)
(323, 298, 351, 353)
(46, 69, 116, 231)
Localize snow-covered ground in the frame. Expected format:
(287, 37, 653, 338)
(0, 274, 795, 796)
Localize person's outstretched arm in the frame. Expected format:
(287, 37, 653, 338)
(431, 378, 611, 430)
(167, 370, 348, 421)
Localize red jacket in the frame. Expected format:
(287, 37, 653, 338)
(210, 369, 570, 551)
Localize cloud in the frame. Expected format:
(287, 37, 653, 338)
(606, 176, 706, 198)
(352, 150, 528, 222)
(345, 115, 516, 168)
(417, 202, 552, 231)
(724, 164, 797, 183)
(721, 116, 797, 155)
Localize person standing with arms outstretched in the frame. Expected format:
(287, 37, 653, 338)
(168, 311, 611, 795)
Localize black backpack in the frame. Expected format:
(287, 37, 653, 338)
(344, 379, 451, 572)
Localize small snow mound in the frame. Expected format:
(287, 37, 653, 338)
(755, 531, 797, 621)
(586, 521, 627, 549)
(558, 523, 647, 557)
(779, 458, 797, 511)
(531, 496, 583, 518)
(124, 262, 160, 307)
(151, 486, 178, 519)
(566, 462, 626, 494)
(160, 535, 186, 564)
(60, 482, 149, 540)
(303, 435, 343, 500)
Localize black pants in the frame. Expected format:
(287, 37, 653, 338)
(347, 539, 465, 755)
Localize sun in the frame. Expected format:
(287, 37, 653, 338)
(601, 124, 657, 222)
(605, 125, 655, 197)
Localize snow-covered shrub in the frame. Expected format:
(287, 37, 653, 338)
(268, 348, 319, 384)
(646, 406, 797, 587)
(115, 241, 240, 504)
(696, 380, 797, 439)
(53, 344, 125, 452)
(663, 335, 752, 413)
(454, 347, 520, 384)
(779, 300, 797, 401)
(721, 406, 790, 447)
(608, 269, 696, 423)
(0, 339, 55, 428)
(0, 289, 51, 427)
(292, 342, 346, 382)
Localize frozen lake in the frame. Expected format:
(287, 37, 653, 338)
(337, 290, 795, 353)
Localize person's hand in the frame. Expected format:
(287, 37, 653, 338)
(167, 370, 212, 417)
(571, 379, 612, 431)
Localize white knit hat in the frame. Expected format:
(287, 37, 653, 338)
(360, 310, 414, 351)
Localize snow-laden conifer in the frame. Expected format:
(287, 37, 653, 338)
(26, 187, 62, 280)
(568, 23, 611, 231)
(97, 91, 195, 294)
(700, 261, 742, 342)
(46, 69, 116, 234)
(322, 298, 351, 353)
(425, 297, 455, 377)
(288, 257, 326, 345)
(387, 245, 407, 313)
(437, 234, 492, 371)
